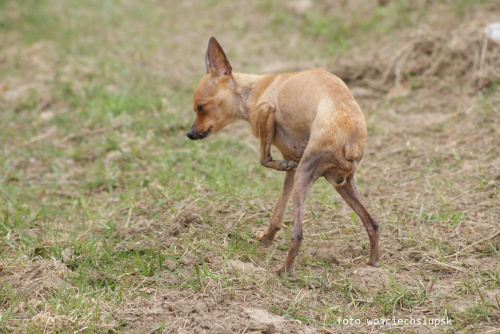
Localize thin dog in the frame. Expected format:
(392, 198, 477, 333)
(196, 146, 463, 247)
(187, 37, 380, 276)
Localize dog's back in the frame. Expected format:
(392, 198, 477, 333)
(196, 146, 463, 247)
(273, 68, 366, 172)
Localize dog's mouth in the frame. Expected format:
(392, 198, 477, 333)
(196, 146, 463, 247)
(198, 126, 212, 139)
(187, 126, 212, 140)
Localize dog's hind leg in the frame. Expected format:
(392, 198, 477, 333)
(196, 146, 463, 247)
(326, 172, 380, 267)
(256, 166, 295, 245)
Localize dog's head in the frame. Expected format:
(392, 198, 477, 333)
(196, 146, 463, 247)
(187, 37, 239, 140)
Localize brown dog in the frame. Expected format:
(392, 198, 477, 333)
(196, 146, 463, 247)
(188, 37, 380, 276)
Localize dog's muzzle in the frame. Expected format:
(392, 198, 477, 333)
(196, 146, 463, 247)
(187, 125, 211, 140)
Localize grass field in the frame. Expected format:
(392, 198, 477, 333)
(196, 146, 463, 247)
(1, 0, 499, 333)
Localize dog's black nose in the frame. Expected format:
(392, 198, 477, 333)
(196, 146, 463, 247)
(187, 125, 196, 140)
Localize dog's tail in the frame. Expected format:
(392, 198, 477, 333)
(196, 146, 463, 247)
(335, 135, 364, 172)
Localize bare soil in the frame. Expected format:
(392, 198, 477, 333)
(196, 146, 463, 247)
(1, 0, 499, 333)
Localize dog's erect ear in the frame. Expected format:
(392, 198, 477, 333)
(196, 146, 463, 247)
(205, 37, 232, 77)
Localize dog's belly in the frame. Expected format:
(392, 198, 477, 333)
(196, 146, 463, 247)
(273, 123, 309, 160)
(272, 99, 316, 160)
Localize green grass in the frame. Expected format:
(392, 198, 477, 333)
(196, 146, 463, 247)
(1, 0, 500, 332)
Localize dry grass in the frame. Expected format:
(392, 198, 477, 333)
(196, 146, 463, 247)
(1, 0, 499, 333)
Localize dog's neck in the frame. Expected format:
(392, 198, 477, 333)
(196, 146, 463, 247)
(232, 72, 271, 121)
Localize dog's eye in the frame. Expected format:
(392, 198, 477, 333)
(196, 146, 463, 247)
(197, 105, 204, 113)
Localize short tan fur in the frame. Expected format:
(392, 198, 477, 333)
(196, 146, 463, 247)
(188, 37, 379, 276)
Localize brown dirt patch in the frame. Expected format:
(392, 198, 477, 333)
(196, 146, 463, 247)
(1, 0, 499, 333)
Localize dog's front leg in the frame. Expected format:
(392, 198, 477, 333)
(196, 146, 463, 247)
(256, 166, 295, 245)
(258, 106, 298, 171)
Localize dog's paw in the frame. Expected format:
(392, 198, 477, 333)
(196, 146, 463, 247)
(255, 232, 273, 246)
(275, 265, 292, 277)
(277, 160, 297, 170)
(277, 160, 287, 168)
(366, 258, 381, 267)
